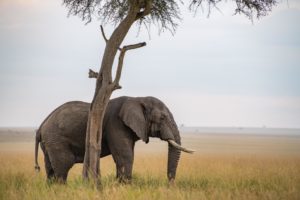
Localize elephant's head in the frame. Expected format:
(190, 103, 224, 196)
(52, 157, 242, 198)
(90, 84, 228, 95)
(119, 96, 194, 181)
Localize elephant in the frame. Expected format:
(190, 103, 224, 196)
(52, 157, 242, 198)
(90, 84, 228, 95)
(34, 96, 194, 183)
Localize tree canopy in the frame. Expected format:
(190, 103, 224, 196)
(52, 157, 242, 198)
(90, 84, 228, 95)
(63, 0, 277, 32)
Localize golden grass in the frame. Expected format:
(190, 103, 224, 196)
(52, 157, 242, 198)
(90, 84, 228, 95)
(1, 130, 300, 199)
(0, 150, 299, 200)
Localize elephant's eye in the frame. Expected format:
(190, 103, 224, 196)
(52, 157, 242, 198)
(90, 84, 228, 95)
(160, 115, 166, 121)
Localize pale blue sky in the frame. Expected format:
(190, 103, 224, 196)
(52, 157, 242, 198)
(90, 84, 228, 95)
(0, 0, 299, 128)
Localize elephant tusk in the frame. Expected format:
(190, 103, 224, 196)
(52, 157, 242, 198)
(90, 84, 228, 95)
(168, 140, 195, 154)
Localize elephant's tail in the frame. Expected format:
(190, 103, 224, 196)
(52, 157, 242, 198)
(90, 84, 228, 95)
(34, 129, 41, 172)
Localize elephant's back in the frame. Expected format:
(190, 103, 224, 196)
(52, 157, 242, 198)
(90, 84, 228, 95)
(40, 101, 90, 145)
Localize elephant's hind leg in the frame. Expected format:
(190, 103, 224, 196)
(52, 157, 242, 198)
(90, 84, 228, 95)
(47, 147, 75, 183)
(44, 152, 55, 180)
(41, 144, 55, 181)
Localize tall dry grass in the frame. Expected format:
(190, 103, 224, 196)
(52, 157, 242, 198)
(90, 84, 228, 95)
(0, 151, 299, 200)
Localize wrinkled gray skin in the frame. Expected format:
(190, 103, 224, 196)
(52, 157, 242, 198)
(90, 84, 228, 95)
(35, 96, 181, 183)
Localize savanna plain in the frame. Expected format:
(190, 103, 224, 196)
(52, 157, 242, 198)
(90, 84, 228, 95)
(0, 128, 299, 200)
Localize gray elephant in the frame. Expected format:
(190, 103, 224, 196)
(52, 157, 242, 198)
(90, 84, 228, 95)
(34, 96, 193, 183)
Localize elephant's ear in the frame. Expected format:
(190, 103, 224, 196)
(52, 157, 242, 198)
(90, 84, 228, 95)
(119, 99, 149, 143)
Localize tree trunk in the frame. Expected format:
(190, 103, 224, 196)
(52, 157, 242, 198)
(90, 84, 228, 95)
(82, 3, 141, 185)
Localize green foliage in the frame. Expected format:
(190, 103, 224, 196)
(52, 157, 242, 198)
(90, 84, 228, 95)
(189, 0, 278, 20)
(62, 0, 278, 33)
(63, 0, 181, 32)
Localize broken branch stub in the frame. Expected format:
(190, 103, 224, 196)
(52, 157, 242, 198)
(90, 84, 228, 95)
(89, 69, 98, 78)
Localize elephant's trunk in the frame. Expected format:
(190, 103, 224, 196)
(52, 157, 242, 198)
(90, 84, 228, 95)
(163, 111, 194, 182)
(167, 137, 181, 182)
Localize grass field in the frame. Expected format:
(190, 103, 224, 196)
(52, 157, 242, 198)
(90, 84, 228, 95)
(0, 128, 300, 200)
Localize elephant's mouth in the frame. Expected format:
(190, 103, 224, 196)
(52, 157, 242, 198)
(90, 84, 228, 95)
(167, 140, 195, 154)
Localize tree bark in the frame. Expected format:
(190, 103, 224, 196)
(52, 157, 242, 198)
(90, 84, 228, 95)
(82, 2, 146, 185)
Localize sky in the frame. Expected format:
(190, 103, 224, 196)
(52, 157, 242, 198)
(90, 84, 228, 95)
(0, 0, 299, 128)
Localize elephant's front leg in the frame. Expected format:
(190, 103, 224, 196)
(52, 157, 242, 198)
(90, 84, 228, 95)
(115, 149, 134, 183)
(107, 132, 135, 183)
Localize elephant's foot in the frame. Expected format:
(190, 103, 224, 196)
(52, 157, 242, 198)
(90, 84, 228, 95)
(46, 176, 67, 185)
(168, 178, 176, 187)
(116, 165, 132, 184)
(116, 170, 132, 184)
(117, 176, 132, 184)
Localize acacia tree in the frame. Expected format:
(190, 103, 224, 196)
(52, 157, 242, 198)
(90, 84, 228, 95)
(62, 0, 277, 184)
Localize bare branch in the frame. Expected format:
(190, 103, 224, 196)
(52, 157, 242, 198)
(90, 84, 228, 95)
(101, 25, 123, 51)
(112, 42, 147, 90)
(89, 69, 98, 78)
(112, 50, 125, 91)
(100, 25, 108, 43)
(123, 42, 147, 51)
